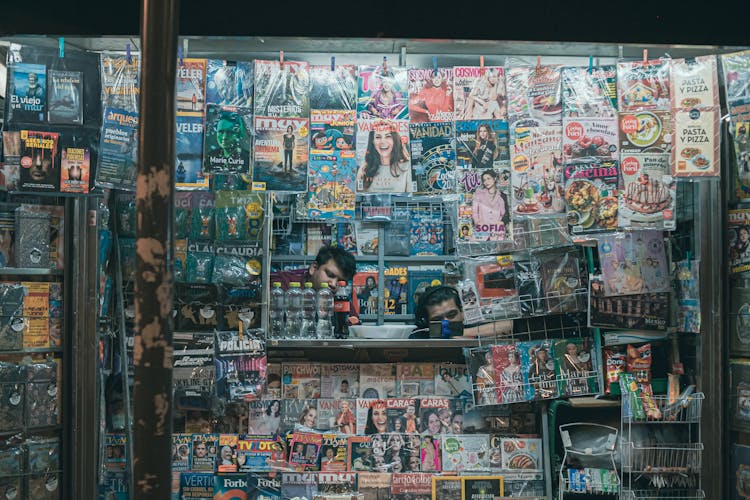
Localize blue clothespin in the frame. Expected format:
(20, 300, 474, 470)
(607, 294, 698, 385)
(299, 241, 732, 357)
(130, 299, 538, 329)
(433, 56, 438, 76)
(331, 56, 335, 72)
(588, 55, 593, 74)
(58, 37, 64, 59)
(126, 43, 132, 64)
(178, 45, 184, 66)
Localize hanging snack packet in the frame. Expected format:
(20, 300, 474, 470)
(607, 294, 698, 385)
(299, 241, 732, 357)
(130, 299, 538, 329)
(626, 343, 652, 383)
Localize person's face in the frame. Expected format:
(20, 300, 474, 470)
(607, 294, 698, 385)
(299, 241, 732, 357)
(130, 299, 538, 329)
(303, 409, 317, 427)
(391, 460, 403, 472)
(507, 351, 516, 363)
(393, 418, 403, 430)
(30, 153, 51, 181)
(451, 414, 463, 433)
(381, 78, 393, 91)
(335, 137, 349, 149)
(216, 118, 239, 151)
(566, 344, 578, 355)
(373, 131, 395, 158)
(485, 352, 492, 364)
(221, 446, 232, 460)
(28, 73, 37, 86)
(431, 74, 443, 87)
(409, 456, 421, 469)
(482, 173, 495, 189)
(425, 298, 463, 324)
(439, 410, 451, 427)
(390, 435, 403, 449)
(488, 72, 498, 84)
(287, 126, 293, 133)
(427, 413, 441, 434)
(461, 227, 469, 236)
(372, 405, 388, 432)
(479, 126, 489, 139)
(407, 405, 415, 415)
(341, 401, 350, 411)
(340, 382, 349, 393)
(326, 448, 334, 458)
(271, 400, 280, 412)
(537, 349, 548, 361)
(309, 258, 345, 291)
(194, 443, 207, 457)
(366, 276, 376, 288)
(409, 434, 421, 448)
(741, 228, 749, 242)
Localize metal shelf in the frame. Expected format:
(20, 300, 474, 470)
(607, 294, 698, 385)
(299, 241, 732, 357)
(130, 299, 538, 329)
(0, 267, 64, 276)
(270, 254, 379, 262)
(384, 255, 458, 262)
(0, 347, 63, 354)
(266, 338, 481, 349)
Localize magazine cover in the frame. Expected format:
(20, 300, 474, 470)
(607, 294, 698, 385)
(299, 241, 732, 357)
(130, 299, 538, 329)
(562, 117, 619, 162)
(440, 435, 490, 473)
(553, 337, 598, 397)
(282, 362, 321, 400)
(253, 59, 310, 117)
(506, 64, 563, 130)
(2, 131, 21, 191)
(8, 62, 46, 123)
(281, 472, 318, 500)
(434, 363, 472, 399)
(100, 52, 140, 113)
(391, 473, 432, 500)
(266, 362, 282, 400)
(589, 275, 670, 331)
(672, 108, 720, 177)
(190, 434, 218, 472)
(214, 474, 246, 498)
(356, 65, 408, 120)
(316, 399, 357, 434)
(455, 119, 510, 170)
(384, 398, 419, 433)
(97, 106, 138, 190)
(383, 264, 408, 315)
(320, 364, 359, 398)
(281, 399, 317, 433)
(518, 339, 558, 401)
(433, 476, 462, 500)
(500, 438, 543, 471)
(454, 66, 507, 121)
(461, 476, 504, 500)
(561, 65, 617, 118)
(731, 359, 750, 433)
(409, 206, 444, 256)
(360, 364, 397, 399)
(206, 59, 253, 107)
(336, 222, 358, 255)
(618, 153, 676, 230)
(348, 435, 375, 472)
(248, 473, 281, 500)
(354, 223, 379, 256)
(617, 59, 671, 112)
(47, 69, 83, 124)
(203, 104, 252, 175)
(237, 435, 286, 472)
(465, 346, 499, 406)
(320, 434, 349, 472)
(618, 110, 674, 155)
(307, 150, 357, 219)
(355, 118, 412, 193)
(176, 58, 206, 115)
(734, 122, 750, 200)
(491, 344, 527, 405)
(409, 122, 456, 194)
(407, 67, 454, 123)
(671, 55, 720, 111)
(288, 431, 322, 471)
(214, 330, 267, 402)
(510, 126, 565, 218)
(171, 434, 192, 471)
(310, 109, 356, 151)
(359, 472, 392, 500)
(721, 51, 750, 123)
(60, 146, 90, 193)
(536, 246, 584, 314)
(396, 363, 435, 398)
(317, 472, 358, 494)
(178, 472, 213, 499)
(733, 444, 750, 500)
(562, 158, 620, 234)
(19, 130, 60, 192)
(730, 207, 750, 275)
(406, 266, 443, 315)
(253, 115, 309, 191)
(597, 231, 669, 295)
(418, 397, 459, 436)
(175, 114, 209, 190)
(248, 400, 282, 435)
(730, 287, 750, 356)
(309, 64, 357, 110)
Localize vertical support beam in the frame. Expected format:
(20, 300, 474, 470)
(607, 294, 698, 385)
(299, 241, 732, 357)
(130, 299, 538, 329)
(132, 0, 179, 496)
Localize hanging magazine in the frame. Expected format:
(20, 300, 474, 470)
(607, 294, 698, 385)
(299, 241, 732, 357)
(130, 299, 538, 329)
(176, 58, 207, 115)
(307, 150, 357, 219)
(47, 70, 83, 125)
(355, 118, 412, 193)
(96, 107, 139, 190)
(453, 66, 507, 121)
(175, 114, 208, 190)
(309, 64, 357, 110)
(617, 59, 671, 112)
(310, 109, 356, 151)
(206, 59, 253, 107)
(561, 65, 617, 118)
(506, 64, 563, 130)
(19, 130, 60, 192)
(670, 55, 719, 111)
(721, 50, 750, 124)
(253, 116, 309, 191)
(7, 62, 46, 124)
(356, 65, 409, 120)
(203, 104, 253, 175)
(214, 330, 267, 402)
(100, 52, 141, 113)
(409, 121, 456, 194)
(672, 108, 720, 177)
(510, 126, 565, 218)
(407, 67, 455, 123)
(618, 153, 676, 230)
(729, 207, 750, 275)
(597, 231, 670, 295)
(254, 59, 310, 118)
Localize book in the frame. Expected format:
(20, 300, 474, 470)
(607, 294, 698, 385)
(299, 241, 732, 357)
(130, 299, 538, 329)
(461, 476, 504, 500)
(320, 434, 349, 472)
(440, 435, 490, 473)
(59, 146, 90, 193)
(396, 363, 435, 397)
(178, 472, 214, 499)
(288, 431, 323, 470)
(355, 118, 413, 194)
(309, 64, 357, 110)
(357, 65, 409, 120)
(409, 121, 456, 194)
(190, 434, 218, 472)
(358, 472, 392, 500)
(406, 267, 443, 315)
(172, 433, 192, 471)
(306, 150, 357, 219)
(617, 59, 671, 112)
(19, 130, 60, 192)
(320, 364, 359, 398)
(518, 340, 558, 401)
(248, 473, 282, 500)
(175, 114, 208, 190)
(500, 437, 543, 471)
(506, 64, 563, 129)
(391, 473, 432, 500)
(492, 344, 527, 405)
(354, 222, 379, 256)
(383, 264, 408, 316)
(310, 109, 356, 151)
(253, 115, 309, 191)
(672, 107, 720, 177)
(248, 400, 282, 435)
(408, 68, 454, 123)
(432, 476, 462, 500)
(385, 398, 420, 434)
(434, 364, 472, 399)
(597, 230, 669, 295)
(214, 330, 267, 402)
(203, 104, 253, 175)
(282, 362, 321, 400)
(253, 59, 310, 118)
(217, 434, 239, 472)
(317, 472, 358, 495)
(213, 474, 247, 499)
(561, 65, 617, 118)
(618, 153, 676, 230)
(509, 126, 565, 218)
(97, 106, 139, 190)
(47, 70, 83, 124)
(348, 435, 375, 472)
(359, 364, 396, 399)
(8, 63, 46, 123)
(176, 58, 206, 115)
(281, 472, 318, 500)
(562, 157, 620, 234)
(453, 66, 507, 121)
(237, 434, 286, 472)
(409, 206, 444, 256)
(316, 399, 357, 434)
(618, 110, 673, 155)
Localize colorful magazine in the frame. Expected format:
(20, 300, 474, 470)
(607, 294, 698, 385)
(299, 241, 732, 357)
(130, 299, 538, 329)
(418, 397, 460, 436)
(97, 107, 138, 190)
(358, 472, 392, 500)
(729, 207, 750, 275)
(453, 66, 507, 121)
(100, 52, 140, 113)
(510, 126, 565, 218)
(589, 275, 670, 331)
(434, 363, 472, 399)
(734, 121, 750, 200)
(384, 398, 419, 434)
(492, 344, 527, 405)
(214, 330, 266, 402)
(440, 435, 490, 473)
(562, 117, 619, 162)
(465, 346, 499, 406)
(281, 472, 318, 500)
(248, 473, 281, 500)
(536, 246, 584, 314)
(172, 434, 192, 471)
(310, 109, 356, 151)
(213, 474, 246, 498)
(670, 55, 720, 111)
(730, 286, 750, 356)
(60, 146, 90, 193)
(18, 130, 60, 192)
(391, 473, 432, 500)
(409, 206, 444, 256)
(316, 399, 357, 434)
(288, 431, 322, 470)
(409, 121, 456, 194)
(618, 110, 674, 155)
(317, 472, 358, 494)
(356, 65, 408, 120)
(176, 58, 206, 115)
(348, 435, 375, 472)
(518, 339, 558, 401)
(461, 476, 504, 500)
(562, 158, 620, 234)
(253, 115, 309, 191)
(281, 399, 318, 434)
(179, 472, 213, 499)
(237, 435, 285, 472)
(282, 362, 321, 400)
(721, 50, 750, 123)
(383, 264, 408, 315)
(561, 65, 617, 118)
(206, 59, 254, 107)
(396, 363, 435, 398)
(248, 400, 282, 435)
(407, 67, 454, 123)
(597, 230, 669, 295)
(731, 359, 750, 433)
(47, 69, 83, 124)
(7, 62, 46, 123)
(320, 434, 349, 472)
(190, 434, 218, 472)
(175, 114, 209, 189)
(309, 64, 357, 110)
(455, 119, 510, 170)
(307, 150, 357, 219)
(500, 437, 543, 471)
(553, 337, 598, 397)
(618, 153, 676, 230)
(506, 64, 563, 129)
(254, 59, 310, 118)
(203, 104, 252, 175)
(672, 108, 720, 177)
(355, 118, 412, 193)
(406, 266, 443, 315)
(354, 223, 379, 256)
(617, 59, 671, 112)
(320, 364, 360, 398)
(733, 444, 750, 500)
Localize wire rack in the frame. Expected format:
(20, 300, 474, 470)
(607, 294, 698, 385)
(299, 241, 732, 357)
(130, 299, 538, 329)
(621, 490, 705, 500)
(621, 443, 703, 475)
(622, 393, 704, 424)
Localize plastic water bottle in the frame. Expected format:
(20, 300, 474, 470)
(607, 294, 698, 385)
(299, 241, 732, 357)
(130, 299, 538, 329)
(285, 282, 303, 339)
(269, 282, 286, 339)
(315, 282, 333, 339)
(301, 281, 318, 339)
(334, 280, 351, 339)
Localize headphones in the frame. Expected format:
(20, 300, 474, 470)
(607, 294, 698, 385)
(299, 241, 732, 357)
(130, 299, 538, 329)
(414, 285, 462, 330)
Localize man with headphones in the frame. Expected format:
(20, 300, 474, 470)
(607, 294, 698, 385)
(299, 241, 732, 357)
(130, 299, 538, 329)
(411, 285, 464, 339)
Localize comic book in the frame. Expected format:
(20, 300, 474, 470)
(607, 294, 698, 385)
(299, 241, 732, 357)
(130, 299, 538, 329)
(203, 104, 252, 175)
(100, 52, 141, 113)
(440, 435, 490, 473)
(253, 115, 309, 191)
(352, 267, 378, 316)
(190, 434, 218, 472)
(672, 108, 720, 177)
(408, 67, 454, 123)
(721, 51, 750, 123)
(506, 64, 563, 130)
(618, 110, 674, 155)
(553, 337, 599, 397)
(282, 362, 321, 400)
(562, 117, 618, 162)
(288, 431, 323, 471)
(536, 246, 585, 314)
(396, 363, 435, 398)
(518, 339, 558, 401)
(309, 64, 357, 110)
(206, 59, 253, 107)
(7, 62, 46, 123)
(562, 158, 620, 234)
(500, 437, 543, 471)
(97, 106, 139, 190)
(176, 58, 206, 115)
(179, 473, 214, 499)
(214, 474, 247, 499)
(671, 56, 719, 111)
(729, 207, 750, 275)
(561, 65, 617, 118)
(434, 363, 472, 399)
(406, 266, 443, 315)
(491, 344, 527, 405)
(453, 66, 507, 121)
(465, 346, 499, 406)
(730, 287, 750, 356)
(589, 275, 670, 331)
(320, 434, 349, 472)
(354, 223, 379, 257)
(383, 264, 408, 316)
(320, 364, 360, 398)
(384, 398, 419, 433)
(282, 472, 318, 500)
(172, 433, 192, 471)
(409, 205, 444, 256)
(618, 153, 676, 230)
(237, 435, 286, 472)
(358, 472, 392, 500)
(248, 473, 282, 500)
(214, 330, 267, 402)
(310, 109, 356, 151)
(254, 59, 310, 118)
(248, 400, 282, 435)
(348, 435, 375, 472)
(391, 473, 432, 500)
(510, 126, 565, 218)
(19, 130, 60, 192)
(360, 364, 397, 399)
(47, 69, 83, 124)
(356, 65, 409, 120)
(617, 59, 671, 112)
(409, 121, 456, 194)
(217, 433, 239, 472)
(355, 118, 413, 194)
(307, 150, 357, 219)
(316, 399, 357, 434)
(597, 230, 669, 295)
(175, 114, 209, 190)
(60, 146, 90, 193)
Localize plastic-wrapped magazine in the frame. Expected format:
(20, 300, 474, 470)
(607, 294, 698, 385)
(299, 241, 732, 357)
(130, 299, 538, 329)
(96, 107, 138, 190)
(500, 437, 543, 470)
(307, 150, 357, 220)
(464, 255, 519, 320)
(733, 444, 750, 500)
(730, 286, 750, 355)
(553, 337, 599, 397)
(514, 257, 544, 316)
(214, 330, 266, 402)
(190, 434, 218, 472)
(439, 435, 489, 473)
(254, 59, 310, 118)
(358, 472, 392, 500)
(465, 346, 498, 406)
(616, 59, 671, 112)
(561, 66, 617, 118)
(535, 246, 584, 314)
(356, 65, 409, 120)
(248, 473, 281, 500)
(589, 275, 670, 331)
(355, 118, 412, 193)
(309, 64, 357, 110)
(288, 430, 322, 470)
(59, 145, 90, 194)
(461, 476, 504, 500)
(409, 122, 456, 194)
(597, 230, 669, 295)
(562, 158, 620, 234)
(100, 52, 140, 113)
(562, 117, 618, 162)
(282, 472, 318, 500)
(360, 364, 397, 399)
(178, 472, 213, 499)
(407, 67, 454, 123)
(672, 108, 720, 177)
(176, 58, 206, 115)
(510, 126, 565, 218)
(671, 55, 719, 111)
(203, 104, 252, 175)
(282, 362, 321, 400)
(247, 400, 282, 435)
(721, 50, 750, 123)
(175, 114, 209, 190)
(518, 339, 558, 401)
(453, 66, 507, 121)
(253, 115, 309, 191)
(47, 69, 83, 125)
(354, 222, 379, 256)
(734, 122, 750, 200)
(310, 110, 356, 151)
(206, 59, 253, 107)
(506, 64, 563, 130)
(618, 110, 674, 155)
(434, 363, 472, 399)
(432, 476, 461, 500)
(237, 435, 285, 472)
(317, 472, 358, 494)
(618, 153, 675, 230)
(492, 344, 527, 404)
(409, 206, 443, 256)
(730, 208, 750, 275)
(396, 363, 435, 398)
(406, 266, 443, 315)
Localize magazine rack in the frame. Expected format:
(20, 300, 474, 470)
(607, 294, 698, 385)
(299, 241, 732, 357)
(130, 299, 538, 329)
(558, 422, 619, 498)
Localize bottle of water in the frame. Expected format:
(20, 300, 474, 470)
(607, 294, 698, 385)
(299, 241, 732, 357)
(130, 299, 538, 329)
(285, 282, 303, 339)
(301, 281, 318, 339)
(315, 282, 333, 339)
(269, 282, 286, 339)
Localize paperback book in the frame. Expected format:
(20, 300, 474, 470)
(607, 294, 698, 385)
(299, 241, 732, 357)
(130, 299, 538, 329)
(19, 130, 60, 192)
(47, 70, 83, 124)
(8, 63, 46, 123)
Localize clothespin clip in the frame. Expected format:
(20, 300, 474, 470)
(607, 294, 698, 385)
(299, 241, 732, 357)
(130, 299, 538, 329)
(330, 56, 335, 72)
(382, 56, 388, 75)
(238, 319, 244, 341)
(536, 55, 541, 72)
(588, 55, 593, 74)
(432, 56, 438, 76)
(279, 51, 284, 64)
(480, 55, 485, 75)
(643, 49, 648, 63)
(178, 45, 184, 66)
(58, 37, 64, 59)
(126, 43, 132, 64)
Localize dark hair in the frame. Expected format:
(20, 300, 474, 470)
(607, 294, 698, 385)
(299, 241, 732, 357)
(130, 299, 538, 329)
(414, 285, 462, 329)
(362, 129, 409, 190)
(315, 245, 356, 281)
(480, 168, 498, 183)
(473, 124, 497, 157)
(266, 399, 280, 417)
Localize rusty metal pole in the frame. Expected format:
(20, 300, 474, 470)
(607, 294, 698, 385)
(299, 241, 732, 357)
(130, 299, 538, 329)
(133, 0, 179, 496)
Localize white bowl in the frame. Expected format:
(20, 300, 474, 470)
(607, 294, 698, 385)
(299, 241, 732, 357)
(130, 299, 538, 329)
(349, 324, 414, 339)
